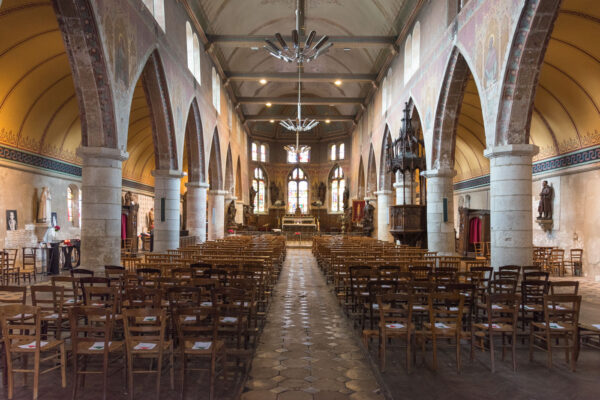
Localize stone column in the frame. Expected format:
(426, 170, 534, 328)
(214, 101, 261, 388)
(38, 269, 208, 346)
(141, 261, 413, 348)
(374, 190, 393, 242)
(152, 170, 183, 252)
(207, 190, 228, 240)
(394, 170, 416, 205)
(76, 146, 128, 271)
(185, 182, 208, 243)
(484, 144, 538, 269)
(423, 168, 456, 255)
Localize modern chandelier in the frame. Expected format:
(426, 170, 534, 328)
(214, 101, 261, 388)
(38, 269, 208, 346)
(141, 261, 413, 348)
(264, 0, 333, 155)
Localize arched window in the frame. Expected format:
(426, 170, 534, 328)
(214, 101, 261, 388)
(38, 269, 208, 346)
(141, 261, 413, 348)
(193, 33, 200, 82)
(142, 0, 165, 31)
(252, 167, 267, 213)
(339, 143, 345, 160)
(288, 168, 308, 214)
(381, 76, 388, 115)
(251, 142, 258, 161)
(212, 67, 220, 113)
(287, 148, 310, 163)
(260, 144, 267, 162)
(404, 33, 412, 85)
(412, 22, 420, 77)
(330, 166, 345, 212)
(186, 22, 194, 72)
(67, 186, 74, 222)
(330, 144, 337, 161)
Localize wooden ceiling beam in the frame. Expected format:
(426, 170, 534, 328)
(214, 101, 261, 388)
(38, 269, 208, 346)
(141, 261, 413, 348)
(246, 115, 355, 122)
(226, 72, 376, 83)
(207, 35, 395, 48)
(238, 97, 363, 105)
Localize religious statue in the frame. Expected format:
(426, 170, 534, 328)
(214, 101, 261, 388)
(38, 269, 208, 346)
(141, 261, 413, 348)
(148, 208, 155, 231)
(226, 199, 237, 228)
(270, 182, 280, 204)
(318, 182, 326, 205)
(343, 185, 350, 211)
(362, 200, 375, 237)
(537, 180, 553, 220)
(37, 187, 52, 223)
(249, 186, 257, 212)
(123, 191, 133, 206)
(243, 205, 252, 225)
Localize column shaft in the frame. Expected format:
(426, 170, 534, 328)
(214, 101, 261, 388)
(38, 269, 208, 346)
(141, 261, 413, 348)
(186, 182, 208, 243)
(77, 146, 128, 271)
(424, 168, 456, 255)
(374, 190, 393, 242)
(153, 170, 182, 252)
(208, 190, 228, 240)
(485, 144, 538, 269)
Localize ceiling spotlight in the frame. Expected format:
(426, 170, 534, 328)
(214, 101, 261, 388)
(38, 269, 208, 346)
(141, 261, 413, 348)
(269, 119, 275, 123)
(343, 48, 351, 52)
(265, 102, 272, 107)
(250, 46, 259, 51)
(325, 119, 331, 124)
(334, 80, 342, 86)
(259, 79, 267, 85)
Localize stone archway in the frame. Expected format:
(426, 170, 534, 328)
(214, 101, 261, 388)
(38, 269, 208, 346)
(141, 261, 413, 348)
(207, 128, 225, 239)
(366, 145, 377, 197)
(357, 157, 365, 200)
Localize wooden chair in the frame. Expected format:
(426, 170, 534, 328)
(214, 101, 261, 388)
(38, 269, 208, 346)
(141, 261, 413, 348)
(0, 286, 27, 305)
(564, 249, 583, 276)
(212, 287, 250, 354)
(376, 293, 414, 372)
(520, 280, 549, 330)
(174, 307, 226, 400)
(19, 247, 36, 284)
(1, 250, 20, 285)
(71, 268, 95, 278)
(68, 306, 125, 400)
(548, 249, 565, 276)
(549, 280, 579, 295)
(471, 294, 520, 372)
(422, 292, 465, 371)
(124, 287, 162, 309)
(530, 295, 581, 371)
(30, 285, 66, 340)
(123, 307, 174, 400)
(52, 276, 82, 307)
(0, 304, 66, 400)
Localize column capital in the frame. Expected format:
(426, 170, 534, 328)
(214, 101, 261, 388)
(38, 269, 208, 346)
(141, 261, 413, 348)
(185, 181, 209, 189)
(208, 189, 229, 196)
(225, 195, 238, 202)
(421, 168, 456, 178)
(76, 146, 128, 161)
(484, 144, 539, 159)
(152, 169, 185, 179)
(374, 190, 393, 196)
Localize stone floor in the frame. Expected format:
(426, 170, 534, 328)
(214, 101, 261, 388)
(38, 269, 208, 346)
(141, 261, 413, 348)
(241, 249, 385, 400)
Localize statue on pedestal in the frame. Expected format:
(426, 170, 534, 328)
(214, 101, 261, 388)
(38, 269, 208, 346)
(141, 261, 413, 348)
(537, 180, 553, 220)
(343, 185, 350, 211)
(249, 186, 257, 213)
(318, 182, 326, 205)
(362, 200, 375, 237)
(37, 187, 52, 224)
(270, 182, 280, 205)
(226, 200, 237, 228)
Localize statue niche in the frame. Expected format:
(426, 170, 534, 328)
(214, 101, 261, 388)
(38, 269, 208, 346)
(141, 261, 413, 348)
(536, 180, 554, 232)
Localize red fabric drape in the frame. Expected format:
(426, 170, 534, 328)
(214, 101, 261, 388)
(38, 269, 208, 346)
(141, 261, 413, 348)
(352, 200, 365, 223)
(121, 214, 127, 240)
(469, 217, 481, 244)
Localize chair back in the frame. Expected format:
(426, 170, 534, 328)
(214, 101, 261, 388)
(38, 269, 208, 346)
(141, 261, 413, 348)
(31, 285, 65, 315)
(0, 304, 43, 352)
(123, 307, 167, 351)
(543, 295, 581, 328)
(69, 306, 114, 354)
(377, 293, 413, 331)
(0, 286, 27, 305)
(174, 306, 220, 346)
(124, 287, 162, 308)
(549, 280, 579, 295)
(71, 268, 95, 278)
(427, 292, 465, 331)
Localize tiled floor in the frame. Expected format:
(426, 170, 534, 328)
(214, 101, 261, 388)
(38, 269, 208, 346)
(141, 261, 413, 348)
(241, 249, 385, 400)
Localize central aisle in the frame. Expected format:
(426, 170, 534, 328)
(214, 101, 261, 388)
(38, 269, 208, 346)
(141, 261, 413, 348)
(242, 249, 385, 400)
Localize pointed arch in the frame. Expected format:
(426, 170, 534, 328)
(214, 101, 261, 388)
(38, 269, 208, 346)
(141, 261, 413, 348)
(138, 50, 178, 171)
(208, 128, 222, 190)
(235, 156, 242, 199)
(495, 0, 561, 145)
(357, 156, 365, 200)
(287, 166, 309, 214)
(184, 98, 205, 184)
(224, 144, 234, 195)
(366, 145, 377, 196)
(52, 0, 117, 148)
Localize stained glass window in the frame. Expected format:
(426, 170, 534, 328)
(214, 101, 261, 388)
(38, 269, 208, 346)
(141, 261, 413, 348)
(287, 148, 310, 163)
(330, 165, 345, 212)
(253, 167, 266, 212)
(339, 143, 345, 160)
(260, 144, 267, 162)
(288, 167, 308, 213)
(331, 144, 337, 161)
(251, 142, 258, 161)
(299, 148, 310, 163)
(67, 186, 73, 222)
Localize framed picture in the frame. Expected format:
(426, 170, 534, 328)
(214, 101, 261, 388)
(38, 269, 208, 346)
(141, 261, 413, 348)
(6, 210, 17, 231)
(51, 212, 58, 228)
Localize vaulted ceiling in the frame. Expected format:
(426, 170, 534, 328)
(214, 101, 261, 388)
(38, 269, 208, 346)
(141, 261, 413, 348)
(186, 0, 422, 141)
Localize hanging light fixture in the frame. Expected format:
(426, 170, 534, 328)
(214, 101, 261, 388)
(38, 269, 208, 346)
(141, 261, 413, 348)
(265, 0, 332, 156)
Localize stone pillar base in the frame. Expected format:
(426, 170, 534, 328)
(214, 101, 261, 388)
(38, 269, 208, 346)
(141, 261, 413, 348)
(152, 170, 183, 252)
(423, 168, 456, 255)
(186, 182, 209, 242)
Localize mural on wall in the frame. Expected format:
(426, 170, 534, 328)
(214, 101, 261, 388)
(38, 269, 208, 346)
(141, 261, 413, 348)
(104, 14, 138, 91)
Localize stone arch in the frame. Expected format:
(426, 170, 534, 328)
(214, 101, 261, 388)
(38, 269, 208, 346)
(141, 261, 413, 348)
(224, 145, 234, 195)
(184, 98, 205, 184)
(137, 50, 178, 171)
(357, 156, 365, 199)
(366, 145, 377, 196)
(208, 128, 223, 190)
(379, 125, 394, 192)
(52, 0, 117, 148)
(495, 0, 561, 146)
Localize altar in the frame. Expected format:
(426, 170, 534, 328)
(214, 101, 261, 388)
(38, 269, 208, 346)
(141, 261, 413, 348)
(281, 214, 318, 233)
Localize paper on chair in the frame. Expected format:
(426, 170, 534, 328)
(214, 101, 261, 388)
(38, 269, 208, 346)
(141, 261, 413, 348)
(12, 313, 33, 319)
(385, 323, 404, 329)
(143, 316, 157, 322)
(134, 342, 156, 350)
(549, 322, 564, 330)
(89, 342, 111, 351)
(435, 322, 450, 329)
(200, 301, 213, 307)
(220, 317, 238, 323)
(592, 324, 600, 330)
(19, 341, 47, 349)
(192, 341, 212, 350)
(184, 316, 197, 322)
